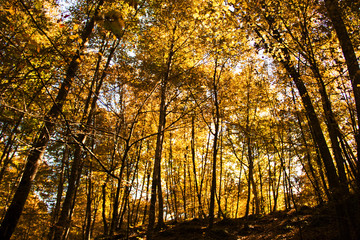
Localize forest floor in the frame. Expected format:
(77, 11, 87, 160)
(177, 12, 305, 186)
(102, 203, 345, 240)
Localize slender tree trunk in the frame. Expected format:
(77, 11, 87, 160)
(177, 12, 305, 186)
(251, 169, 259, 215)
(167, 136, 178, 222)
(133, 159, 148, 226)
(130, 142, 143, 226)
(244, 71, 260, 217)
(208, 59, 220, 229)
(109, 142, 133, 234)
(244, 169, 251, 217)
(183, 152, 187, 219)
(235, 166, 243, 218)
(109, 96, 126, 236)
(83, 164, 93, 240)
(53, 138, 85, 240)
(187, 163, 195, 218)
(147, 62, 167, 233)
(266, 153, 272, 213)
(157, 175, 165, 227)
(283, 167, 290, 210)
(110, 178, 122, 234)
(147, 27, 176, 236)
(142, 172, 150, 225)
(120, 153, 140, 229)
(48, 139, 69, 239)
(63, 154, 85, 240)
(119, 185, 130, 230)
(172, 166, 179, 222)
(258, 161, 264, 214)
(147, 84, 167, 232)
(102, 183, 109, 235)
(199, 131, 211, 215)
(52, 40, 117, 240)
(272, 159, 282, 212)
(191, 115, 204, 218)
(227, 132, 246, 217)
(217, 129, 223, 218)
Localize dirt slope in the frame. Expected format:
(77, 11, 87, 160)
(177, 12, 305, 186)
(100, 204, 342, 240)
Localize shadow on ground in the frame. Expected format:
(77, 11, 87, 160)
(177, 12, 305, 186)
(98, 203, 344, 240)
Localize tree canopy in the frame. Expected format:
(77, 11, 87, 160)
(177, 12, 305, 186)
(0, 0, 359, 239)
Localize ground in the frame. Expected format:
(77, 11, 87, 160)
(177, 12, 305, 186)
(98, 203, 345, 240)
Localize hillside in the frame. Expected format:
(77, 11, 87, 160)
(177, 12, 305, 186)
(101, 203, 344, 240)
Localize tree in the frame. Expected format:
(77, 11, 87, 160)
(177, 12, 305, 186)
(236, 0, 357, 238)
(324, 0, 360, 175)
(0, 0, 104, 239)
(0, 0, 359, 239)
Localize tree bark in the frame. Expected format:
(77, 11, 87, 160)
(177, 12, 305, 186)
(191, 115, 205, 218)
(147, 27, 176, 236)
(279, 45, 352, 240)
(102, 183, 109, 235)
(83, 163, 93, 240)
(148, 76, 167, 232)
(324, 0, 360, 176)
(52, 35, 116, 240)
(48, 138, 69, 239)
(183, 152, 187, 219)
(208, 59, 221, 229)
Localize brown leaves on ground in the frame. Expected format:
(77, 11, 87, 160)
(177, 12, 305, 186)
(103, 203, 340, 240)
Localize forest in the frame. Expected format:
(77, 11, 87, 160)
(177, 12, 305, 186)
(0, 0, 359, 239)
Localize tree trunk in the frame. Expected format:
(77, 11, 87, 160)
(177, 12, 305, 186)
(208, 59, 221, 229)
(266, 152, 273, 213)
(52, 38, 116, 240)
(291, 88, 325, 203)
(301, 38, 350, 191)
(324, 0, 360, 176)
(323, 6, 360, 236)
(147, 27, 176, 236)
(133, 157, 148, 226)
(110, 178, 122, 234)
(217, 129, 224, 218)
(278, 42, 352, 240)
(258, 161, 264, 214)
(244, 70, 259, 217)
(235, 166, 243, 218)
(183, 152, 187, 219)
(130, 142, 143, 227)
(191, 115, 204, 218)
(52, 138, 84, 240)
(102, 183, 109, 235)
(167, 135, 178, 222)
(83, 164, 93, 240)
(48, 139, 69, 239)
(142, 171, 151, 225)
(147, 73, 167, 234)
